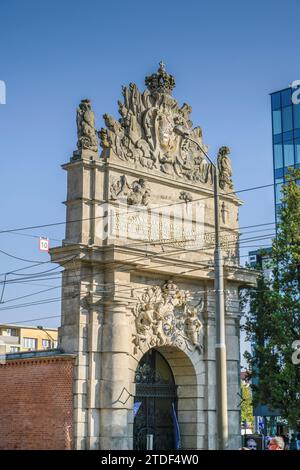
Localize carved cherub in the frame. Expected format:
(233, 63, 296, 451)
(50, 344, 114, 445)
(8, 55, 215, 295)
(139, 303, 155, 325)
(152, 302, 166, 346)
(133, 297, 156, 353)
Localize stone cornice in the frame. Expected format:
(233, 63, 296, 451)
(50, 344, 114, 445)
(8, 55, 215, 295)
(61, 153, 242, 206)
(50, 243, 257, 286)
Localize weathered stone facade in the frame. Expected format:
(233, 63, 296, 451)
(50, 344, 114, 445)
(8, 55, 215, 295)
(50, 63, 256, 450)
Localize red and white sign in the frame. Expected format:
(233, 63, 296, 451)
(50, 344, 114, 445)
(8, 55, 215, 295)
(39, 237, 49, 252)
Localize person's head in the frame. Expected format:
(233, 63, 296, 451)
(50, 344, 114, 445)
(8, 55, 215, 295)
(246, 438, 257, 450)
(268, 436, 284, 450)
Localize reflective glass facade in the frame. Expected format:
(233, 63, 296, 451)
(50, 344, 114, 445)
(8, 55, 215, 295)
(271, 87, 300, 222)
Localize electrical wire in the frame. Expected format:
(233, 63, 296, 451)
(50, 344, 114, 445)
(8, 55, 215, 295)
(0, 248, 49, 264)
(0, 177, 285, 236)
(1, 286, 61, 305)
(0, 231, 276, 293)
(2, 315, 61, 325)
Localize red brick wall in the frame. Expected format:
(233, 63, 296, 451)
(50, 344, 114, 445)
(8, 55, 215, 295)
(0, 355, 74, 450)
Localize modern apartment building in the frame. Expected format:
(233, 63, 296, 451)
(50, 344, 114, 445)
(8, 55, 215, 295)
(0, 324, 58, 354)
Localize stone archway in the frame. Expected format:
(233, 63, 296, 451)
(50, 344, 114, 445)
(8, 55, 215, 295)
(157, 346, 199, 450)
(132, 345, 199, 450)
(133, 348, 177, 450)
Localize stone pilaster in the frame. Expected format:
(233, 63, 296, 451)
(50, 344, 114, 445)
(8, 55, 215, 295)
(99, 296, 135, 450)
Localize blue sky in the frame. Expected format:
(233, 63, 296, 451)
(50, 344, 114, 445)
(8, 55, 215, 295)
(0, 0, 299, 328)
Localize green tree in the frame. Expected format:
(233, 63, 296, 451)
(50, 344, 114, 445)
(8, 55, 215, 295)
(243, 168, 300, 430)
(241, 383, 254, 430)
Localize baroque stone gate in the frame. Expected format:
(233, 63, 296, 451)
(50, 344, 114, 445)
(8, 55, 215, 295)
(50, 63, 256, 450)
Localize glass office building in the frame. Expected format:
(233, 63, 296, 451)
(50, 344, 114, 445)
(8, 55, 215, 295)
(245, 89, 300, 435)
(271, 86, 300, 222)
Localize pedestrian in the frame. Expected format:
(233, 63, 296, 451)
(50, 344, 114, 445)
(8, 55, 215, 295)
(296, 432, 300, 451)
(268, 436, 285, 450)
(289, 434, 297, 451)
(264, 435, 271, 450)
(283, 434, 289, 450)
(245, 438, 257, 450)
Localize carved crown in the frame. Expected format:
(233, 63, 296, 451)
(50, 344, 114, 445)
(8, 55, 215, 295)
(145, 61, 175, 95)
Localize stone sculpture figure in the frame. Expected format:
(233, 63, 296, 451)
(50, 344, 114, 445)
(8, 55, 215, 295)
(103, 113, 125, 158)
(76, 99, 98, 152)
(184, 306, 203, 347)
(217, 146, 234, 190)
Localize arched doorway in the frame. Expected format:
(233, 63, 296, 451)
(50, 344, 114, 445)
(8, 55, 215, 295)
(133, 349, 179, 450)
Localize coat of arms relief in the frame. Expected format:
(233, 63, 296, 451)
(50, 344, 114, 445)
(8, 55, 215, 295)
(99, 62, 233, 190)
(132, 280, 204, 355)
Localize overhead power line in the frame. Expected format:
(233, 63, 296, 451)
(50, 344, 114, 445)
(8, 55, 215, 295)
(0, 231, 276, 295)
(1, 315, 62, 325)
(0, 248, 49, 264)
(0, 177, 285, 236)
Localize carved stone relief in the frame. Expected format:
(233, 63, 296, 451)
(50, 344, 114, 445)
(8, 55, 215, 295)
(179, 191, 193, 203)
(132, 280, 204, 354)
(110, 175, 151, 206)
(99, 63, 234, 189)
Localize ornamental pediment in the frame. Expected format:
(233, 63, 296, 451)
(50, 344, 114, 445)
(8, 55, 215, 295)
(96, 62, 233, 190)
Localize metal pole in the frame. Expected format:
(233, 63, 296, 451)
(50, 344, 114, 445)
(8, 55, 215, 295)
(146, 433, 154, 450)
(213, 166, 229, 450)
(173, 127, 229, 449)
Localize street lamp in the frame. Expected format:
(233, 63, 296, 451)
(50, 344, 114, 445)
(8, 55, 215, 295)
(37, 325, 56, 349)
(174, 126, 229, 450)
